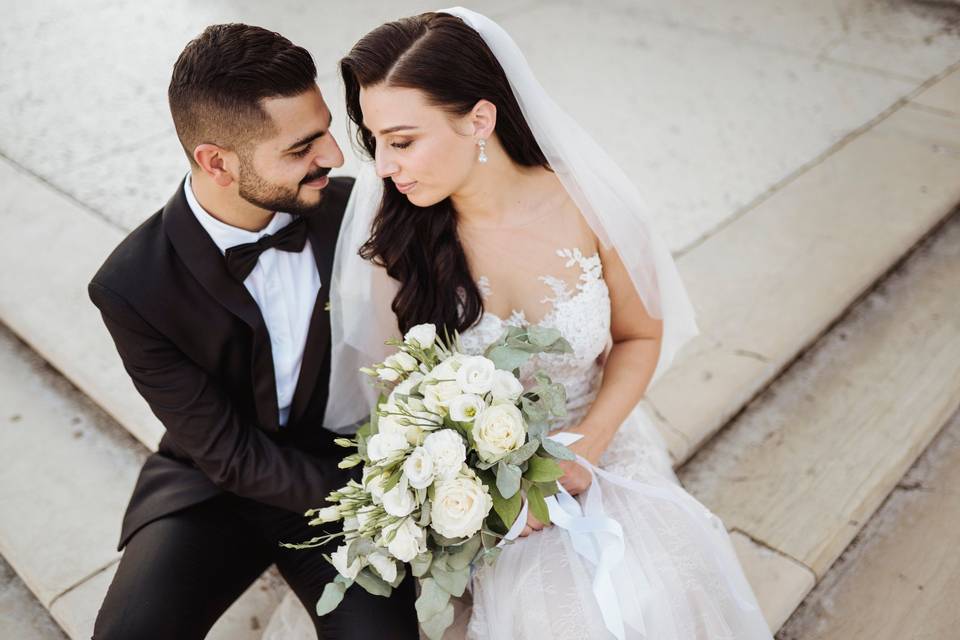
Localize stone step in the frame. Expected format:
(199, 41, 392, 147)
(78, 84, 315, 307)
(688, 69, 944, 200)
(0, 325, 283, 640)
(0, 557, 68, 640)
(647, 67, 960, 466)
(679, 208, 960, 629)
(775, 406, 960, 640)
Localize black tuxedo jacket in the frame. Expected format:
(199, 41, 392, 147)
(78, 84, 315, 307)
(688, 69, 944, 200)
(88, 177, 356, 550)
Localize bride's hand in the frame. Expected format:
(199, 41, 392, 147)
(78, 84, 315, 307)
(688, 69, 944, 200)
(518, 510, 546, 537)
(558, 459, 593, 496)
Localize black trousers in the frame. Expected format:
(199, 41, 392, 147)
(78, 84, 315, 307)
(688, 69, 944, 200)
(93, 493, 419, 639)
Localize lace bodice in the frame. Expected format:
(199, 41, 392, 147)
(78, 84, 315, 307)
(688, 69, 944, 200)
(460, 248, 611, 431)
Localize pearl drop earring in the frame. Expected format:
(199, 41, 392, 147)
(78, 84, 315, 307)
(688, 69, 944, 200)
(477, 138, 488, 164)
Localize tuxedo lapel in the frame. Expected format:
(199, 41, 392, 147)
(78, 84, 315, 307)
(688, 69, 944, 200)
(287, 201, 339, 427)
(162, 179, 281, 432)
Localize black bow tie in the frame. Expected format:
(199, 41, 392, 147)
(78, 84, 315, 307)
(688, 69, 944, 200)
(224, 216, 309, 282)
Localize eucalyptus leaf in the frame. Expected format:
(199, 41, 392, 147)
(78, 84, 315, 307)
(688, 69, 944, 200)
(496, 461, 522, 499)
(538, 480, 560, 497)
(432, 565, 471, 597)
(505, 439, 540, 466)
(420, 602, 455, 640)
(354, 568, 392, 598)
(526, 484, 551, 526)
(525, 455, 564, 483)
(485, 345, 532, 372)
(541, 437, 576, 461)
(526, 325, 562, 348)
(482, 472, 521, 530)
(411, 551, 433, 578)
(415, 578, 451, 623)
(315, 578, 349, 616)
(447, 535, 482, 570)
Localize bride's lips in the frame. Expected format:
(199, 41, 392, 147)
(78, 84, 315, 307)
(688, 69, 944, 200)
(394, 180, 418, 194)
(302, 175, 330, 189)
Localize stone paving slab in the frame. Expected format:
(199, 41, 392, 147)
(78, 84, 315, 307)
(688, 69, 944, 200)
(775, 409, 960, 640)
(0, 157, 164, 449)
(653, 90, 960, 465)
(2, 1, 954, 253)
(0, 557, 69, 640)
(680, 210, 960, 580)
(912, 67, 960, 114)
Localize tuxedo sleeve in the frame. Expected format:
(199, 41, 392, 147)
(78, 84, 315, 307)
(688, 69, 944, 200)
(88, 280, 345, 514)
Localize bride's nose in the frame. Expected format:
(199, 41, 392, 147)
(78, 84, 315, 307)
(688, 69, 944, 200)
(375, 149, 399, 178)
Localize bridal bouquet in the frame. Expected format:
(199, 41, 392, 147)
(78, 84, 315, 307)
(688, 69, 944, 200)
(287, 322, 575, 639)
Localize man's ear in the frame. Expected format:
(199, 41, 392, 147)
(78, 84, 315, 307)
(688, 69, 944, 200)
(470, 99, 497, 140)
(194, 144, 237, 187)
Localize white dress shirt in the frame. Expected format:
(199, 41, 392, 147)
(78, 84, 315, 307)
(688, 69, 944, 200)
(184, 176, 321, 427)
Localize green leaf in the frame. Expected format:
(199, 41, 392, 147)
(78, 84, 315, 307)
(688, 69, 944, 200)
(485, 345, 532, 372)
(354, 568, 392, 598)
(480, 472, 521, 530)
(537, 480, 560, 497)
(446, 535, 482, 570)
(496, 461, 522, 499)
(411, 551, 433, 578)
(315, 576, 352, 616)
(526, 484, 551, 526)
(527, 325, 562, 348)
(415, 578, 451, 623)
(541, 437, 576, 461)
(432, 565, 470, 597)
(525, 455, 564, 483)
(420, 601, 455, 640)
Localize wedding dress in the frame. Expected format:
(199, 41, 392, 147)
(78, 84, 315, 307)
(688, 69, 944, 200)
(264, 247, 771, 639)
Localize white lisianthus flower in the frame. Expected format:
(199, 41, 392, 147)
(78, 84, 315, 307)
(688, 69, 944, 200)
(376, 413, 410, 440)
(382, 483, 416, 517)
(363, 468, 388, 505)
(404, 323, 437, 349)
(402, 446, 436, 489)
(455, 356, 497, 395)
(378, 366, 401, 382)
(430, 473, 493, 539)
(309, 505, 341, 524)
(367, 550, 398, 583)
(393, 351, 418, 372)
(330, 542, 363, 580)
(423, 429, 467, 480)
(473, 403, 526, 462)
(448, 394, 486, 423)
(385, 518, 426, 562)
(389, 372, 424, 404)
(367, 431, 409, 463)
(422, 380, 461, 416)
(490, 369, 524, 403)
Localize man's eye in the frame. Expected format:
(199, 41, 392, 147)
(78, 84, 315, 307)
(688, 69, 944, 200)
(291, 144, 311, 158)
(391, 141, 412, 149)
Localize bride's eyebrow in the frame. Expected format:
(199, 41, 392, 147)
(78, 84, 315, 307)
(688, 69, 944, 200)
(375, 125, 419, 135)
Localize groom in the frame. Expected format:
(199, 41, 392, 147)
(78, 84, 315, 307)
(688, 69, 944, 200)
(87, 24, 418, 639)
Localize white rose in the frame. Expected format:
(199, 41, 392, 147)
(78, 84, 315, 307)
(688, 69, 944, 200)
(423, 429, 467, 480)
(404, 323, 437, 349)
(455, 356, 496, 395)
(330, 542, 363, 580)
(473, 403, 526, 463)
(368, 550, 398, 583)
(490, 369, 524, 403)
(402, 446, 436, 489)
(367, 431, 409, 463)
(448, 394, 486, 423)
(385, 518, 426, 562)
(430, 474, 493, 539)
(382, 482, 416, 518)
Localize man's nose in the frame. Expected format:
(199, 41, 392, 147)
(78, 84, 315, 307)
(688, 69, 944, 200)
(316, 134, 344, 168)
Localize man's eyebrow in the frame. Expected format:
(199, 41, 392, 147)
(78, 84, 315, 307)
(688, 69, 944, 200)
(284, 113, 334, 152)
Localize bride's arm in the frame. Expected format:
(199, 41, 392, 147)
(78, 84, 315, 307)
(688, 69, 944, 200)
(559, 241, 663, 491)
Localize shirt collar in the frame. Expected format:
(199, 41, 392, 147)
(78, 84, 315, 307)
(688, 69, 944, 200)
(184, 174, 293, 256)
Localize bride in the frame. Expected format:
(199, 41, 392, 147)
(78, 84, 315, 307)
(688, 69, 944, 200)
(266, 7, 771, 639)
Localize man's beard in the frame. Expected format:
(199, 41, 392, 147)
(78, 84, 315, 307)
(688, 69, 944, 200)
(237, 156, 329, 217)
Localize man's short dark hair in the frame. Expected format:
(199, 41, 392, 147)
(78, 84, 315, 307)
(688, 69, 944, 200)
(168, 23, 317, 166)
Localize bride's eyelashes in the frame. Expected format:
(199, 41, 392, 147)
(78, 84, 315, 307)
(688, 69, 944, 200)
(391, 140, 413, 150)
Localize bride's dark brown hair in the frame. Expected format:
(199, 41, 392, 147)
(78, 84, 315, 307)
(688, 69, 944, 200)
(340, 12, 549, 335)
